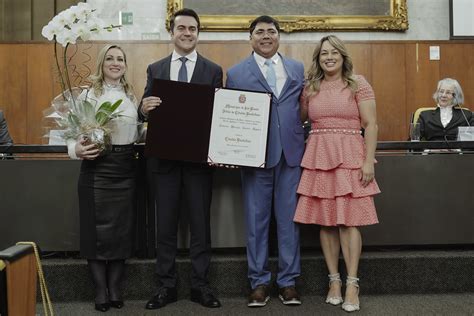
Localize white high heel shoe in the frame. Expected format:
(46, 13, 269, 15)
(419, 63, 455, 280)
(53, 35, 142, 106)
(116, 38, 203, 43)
(341, 276, 360, 312)
(325, 273, 343, 305)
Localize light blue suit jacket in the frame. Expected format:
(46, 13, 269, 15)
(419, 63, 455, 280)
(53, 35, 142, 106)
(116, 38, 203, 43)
(226, 53, 305, 168)
(0, 110, 13, 145)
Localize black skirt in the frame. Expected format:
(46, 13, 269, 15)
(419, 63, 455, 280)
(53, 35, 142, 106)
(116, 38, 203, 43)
(78, 146, 136, 260)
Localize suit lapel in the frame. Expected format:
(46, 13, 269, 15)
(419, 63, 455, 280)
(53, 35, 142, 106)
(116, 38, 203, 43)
(279, 54, 293, 98)
(159, 55, 172, 80)
(247, 53, 293, 99)
(447, 109, 458, 128)
(159, 54, 202, 82)
(431, 108, 443, 128)
(447, 108, 466, 128)
(190, 54, 204, 83)
(247, 54, 271, 92)
(434, 107, 467, 128)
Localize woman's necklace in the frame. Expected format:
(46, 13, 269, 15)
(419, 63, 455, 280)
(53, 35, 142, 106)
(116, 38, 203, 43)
(104, 81, 121, 88)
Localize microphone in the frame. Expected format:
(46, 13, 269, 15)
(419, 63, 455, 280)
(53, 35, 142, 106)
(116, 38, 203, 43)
(443, 134, 451, 149)
(453, 93, 470, 126)
(455, 101, 471, 144)
(459, 106, 471, 127)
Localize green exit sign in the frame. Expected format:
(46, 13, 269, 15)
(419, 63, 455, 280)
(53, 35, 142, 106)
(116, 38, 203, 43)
(121, 12, 133, 25)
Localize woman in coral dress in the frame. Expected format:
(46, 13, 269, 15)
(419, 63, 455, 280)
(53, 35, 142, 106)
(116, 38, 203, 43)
(294, 35, 380, 312)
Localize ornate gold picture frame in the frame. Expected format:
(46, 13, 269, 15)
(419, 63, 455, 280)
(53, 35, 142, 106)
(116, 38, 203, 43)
(166, 0, 408, 32)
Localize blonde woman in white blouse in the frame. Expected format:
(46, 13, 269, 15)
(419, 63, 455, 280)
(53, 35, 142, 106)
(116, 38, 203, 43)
(67, 45, 138, 312)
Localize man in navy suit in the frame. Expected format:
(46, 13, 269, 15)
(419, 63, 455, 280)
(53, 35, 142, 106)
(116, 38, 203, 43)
(0, 110, 13, 145)
(139, 8, 223, 310)
(226, 16, 305, 307)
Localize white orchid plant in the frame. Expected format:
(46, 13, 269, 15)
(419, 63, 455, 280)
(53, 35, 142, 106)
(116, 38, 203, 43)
(42, 2, 119, 104)
(41, 3, 122, 153)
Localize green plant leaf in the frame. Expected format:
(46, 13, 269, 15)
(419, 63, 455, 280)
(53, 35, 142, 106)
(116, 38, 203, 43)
(95, 99, 123, 125)
(68, 113, 80, 126)
(82, 100, 96, 123)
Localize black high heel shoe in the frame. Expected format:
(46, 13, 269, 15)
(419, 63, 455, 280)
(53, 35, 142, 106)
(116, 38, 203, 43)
(110, 300, 124, 309)
(94, 302, 110, 312)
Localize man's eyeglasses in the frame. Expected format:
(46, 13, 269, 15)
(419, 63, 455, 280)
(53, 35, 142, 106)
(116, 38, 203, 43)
(253, 29, 278, 37)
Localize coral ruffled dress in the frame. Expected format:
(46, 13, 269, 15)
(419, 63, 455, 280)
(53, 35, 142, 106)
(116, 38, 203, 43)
(294, 75, 380, 226)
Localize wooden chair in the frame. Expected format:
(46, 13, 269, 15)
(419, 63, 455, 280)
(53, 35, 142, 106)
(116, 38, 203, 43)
(412, 107, 436, 123)
(412, 106, 472, 124)
(0, 244, 37, 316)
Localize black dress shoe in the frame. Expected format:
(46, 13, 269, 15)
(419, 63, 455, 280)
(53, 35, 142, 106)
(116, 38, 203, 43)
(145, 287, 177, 310)
(190, 288, 221, 308)
(94, 302, 110, 312)
(110, 300, 124, 309)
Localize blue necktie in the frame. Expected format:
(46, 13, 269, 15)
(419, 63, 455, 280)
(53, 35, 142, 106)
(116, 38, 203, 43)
(178, 57, 188, 82)
(264, 59, 278, 97)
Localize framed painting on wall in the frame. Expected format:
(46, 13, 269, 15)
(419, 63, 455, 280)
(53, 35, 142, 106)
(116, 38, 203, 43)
(450, 0, 474, 39)
(166, 0, 408, 32)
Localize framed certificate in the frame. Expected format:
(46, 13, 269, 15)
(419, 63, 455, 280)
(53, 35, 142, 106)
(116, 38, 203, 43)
(145, 79, 271, 168)
(207, 89, 271, 168)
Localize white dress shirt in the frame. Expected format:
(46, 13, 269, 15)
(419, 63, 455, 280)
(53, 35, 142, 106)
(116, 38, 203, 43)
(170, 50, 197, 82)
(253, 52, 287, 96)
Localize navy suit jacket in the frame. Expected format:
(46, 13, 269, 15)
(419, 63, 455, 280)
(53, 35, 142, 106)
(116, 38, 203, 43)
(419, 107, 473, 141)
(0, 111, 13, 145)
(139, 53, 223, 121)
(139, 53, 223, 172)
(226, 53, 305, 168)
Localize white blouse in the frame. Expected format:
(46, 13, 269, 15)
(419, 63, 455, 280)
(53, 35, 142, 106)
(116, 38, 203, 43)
(438, 105, 454, 128)
(67, 85, 138, 159)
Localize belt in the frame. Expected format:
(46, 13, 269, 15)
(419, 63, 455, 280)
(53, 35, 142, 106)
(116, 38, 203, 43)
(309, 128, 362, 135)
(111, 144, 134, 152)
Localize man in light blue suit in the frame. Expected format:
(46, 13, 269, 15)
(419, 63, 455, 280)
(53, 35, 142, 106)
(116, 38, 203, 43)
(0, 110, 13, 145)
(226, 15, 305, 307)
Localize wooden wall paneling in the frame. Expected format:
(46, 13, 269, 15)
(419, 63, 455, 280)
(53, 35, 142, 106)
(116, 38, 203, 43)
(279, 42, 315, 72)
(371, 44, 407, 141)
(37, 44, 70, 103)
(120, 43, 173, 101)
(4, 41, 474, 144)
(347, 43, 372, 83)
(0, 44, 28, 144)
(0, 0, 3, 39)
(27, 44, 59, 144)
(405, 43, 440, 130)
(439, 43, 474, 110)
(66, 43, 98, 88)
(198, 42, 250, 83)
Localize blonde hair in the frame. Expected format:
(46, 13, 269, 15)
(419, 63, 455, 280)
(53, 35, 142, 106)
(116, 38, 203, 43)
(305, 35, 358, 97)
(90, 45, 136, 102)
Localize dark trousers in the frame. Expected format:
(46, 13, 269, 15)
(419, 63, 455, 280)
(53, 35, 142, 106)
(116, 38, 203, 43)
(149, 158, 212, 290)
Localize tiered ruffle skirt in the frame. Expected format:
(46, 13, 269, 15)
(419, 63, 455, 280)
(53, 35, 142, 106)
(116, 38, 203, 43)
(294, 133, 380, 226)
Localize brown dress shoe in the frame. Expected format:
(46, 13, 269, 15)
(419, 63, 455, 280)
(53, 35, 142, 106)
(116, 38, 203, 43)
(248, 284, 270, 307)
(278, 286, 301, 305)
